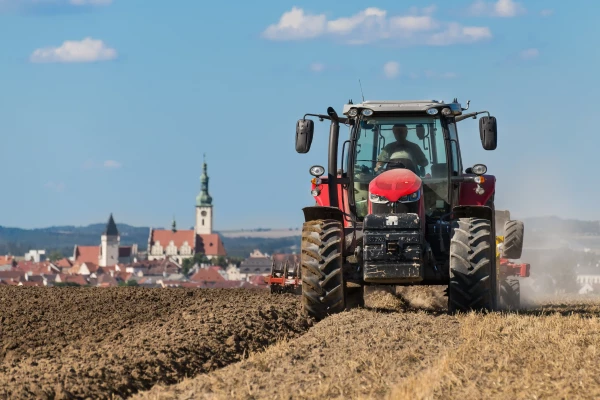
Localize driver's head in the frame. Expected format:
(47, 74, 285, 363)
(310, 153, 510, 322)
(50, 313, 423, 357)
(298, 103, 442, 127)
(392, 124, 408, 144)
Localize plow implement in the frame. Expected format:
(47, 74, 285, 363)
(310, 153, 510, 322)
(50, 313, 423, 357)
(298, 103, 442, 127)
(266, 259, 302, 294)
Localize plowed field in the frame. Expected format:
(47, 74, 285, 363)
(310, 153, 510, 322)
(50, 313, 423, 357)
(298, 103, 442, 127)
(2, 286, 600, 400)
(0, 287, 310, 399)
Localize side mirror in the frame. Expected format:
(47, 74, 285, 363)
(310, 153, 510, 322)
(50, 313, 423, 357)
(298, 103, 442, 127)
(479, 116, 497, 150)
(296, 119, 314, 153)
(416, 124, 425, 140)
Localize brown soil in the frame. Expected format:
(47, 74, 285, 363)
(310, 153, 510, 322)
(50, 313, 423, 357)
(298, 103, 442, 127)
(138, 291, 600, 400)
(5, 286, 600, 400)
(0, 287, 311, 399)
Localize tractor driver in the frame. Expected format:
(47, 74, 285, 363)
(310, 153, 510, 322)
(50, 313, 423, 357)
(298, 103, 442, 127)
(374, 124, 429, 174)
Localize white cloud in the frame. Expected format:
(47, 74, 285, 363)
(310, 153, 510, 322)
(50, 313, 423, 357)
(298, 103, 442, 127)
(30, 37, 117, 63)
(103, 160, 122, 169)
(540, 9, 553, 17)
(520, 48, 539, 60)
(468, 0, 526, 17)
(383, 61, 400, 79)
(309, 62, 325, 72)
(44, 181, 65, 192)
(262, 7, 326, 40)
(263, 6, 492, 46)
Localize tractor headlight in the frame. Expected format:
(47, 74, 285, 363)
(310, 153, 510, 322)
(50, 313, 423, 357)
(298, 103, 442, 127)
(348, 108, 359, 117)
(361, 108, 374, 116)
(309, 165, 325, 177)
(471, 164, 487, 175)
(399, 190, 421, 203)
(369, 193, 389, 204)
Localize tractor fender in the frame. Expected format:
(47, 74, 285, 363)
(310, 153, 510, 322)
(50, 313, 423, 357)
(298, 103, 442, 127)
(302, 206, 345, 223)
(453, 205, 494, 223)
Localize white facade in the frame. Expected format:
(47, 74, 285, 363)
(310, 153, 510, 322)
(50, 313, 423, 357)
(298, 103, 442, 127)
(195, 206, 213, 235)
(24, 249, 46, 263)
(100, 233, 120, 267)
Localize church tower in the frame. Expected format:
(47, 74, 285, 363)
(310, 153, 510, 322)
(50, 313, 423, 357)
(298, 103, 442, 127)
(100, 213, 120, 267)
(195, 155, 213, 235)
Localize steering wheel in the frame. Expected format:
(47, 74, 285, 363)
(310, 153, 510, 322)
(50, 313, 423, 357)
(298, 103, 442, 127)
(383, 157, 417, 174)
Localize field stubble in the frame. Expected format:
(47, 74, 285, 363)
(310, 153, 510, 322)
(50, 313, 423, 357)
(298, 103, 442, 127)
(140, 288, 600, 400)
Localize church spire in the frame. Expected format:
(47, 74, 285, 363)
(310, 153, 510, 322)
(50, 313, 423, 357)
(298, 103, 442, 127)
(196, 154, 213, 207)
(103, 213, 119, 236)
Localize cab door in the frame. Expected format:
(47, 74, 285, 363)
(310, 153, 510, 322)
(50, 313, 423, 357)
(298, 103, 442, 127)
(446, 121, 463, 208)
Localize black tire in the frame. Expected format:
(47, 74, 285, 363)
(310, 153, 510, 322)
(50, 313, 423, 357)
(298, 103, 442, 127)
(502, 220, 524, 260)
(499, 278, 520, 310)
(448, 218, 497, 313)
(301, 219, 345, 320)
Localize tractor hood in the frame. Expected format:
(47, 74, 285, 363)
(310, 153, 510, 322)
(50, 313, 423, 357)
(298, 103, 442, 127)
(369, 169, 422, 202)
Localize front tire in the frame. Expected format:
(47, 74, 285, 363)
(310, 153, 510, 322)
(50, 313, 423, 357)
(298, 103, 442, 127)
(502, 220, 524, 260)
(301, 219, 346, 320)
(449, 218, 497, 313)
(499, 278, 520, 310)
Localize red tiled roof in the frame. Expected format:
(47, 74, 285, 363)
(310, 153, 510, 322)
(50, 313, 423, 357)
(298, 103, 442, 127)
(0, 271, 25, 281)
(74, 246, 100, 264)
(190, 268, 226, 283)
(197, 234, 227, 257)
(54, 258, 72, 268)
(97, 275, 118, 286)
(248, 275, 268, 286)
(115, 272, 133, 282)
(65, 275, 88, 286)
(0, 255, 15, 265)
(83, 262, 100, 273)
(150, 229, 195, 249)
(119, 247, 132, 257)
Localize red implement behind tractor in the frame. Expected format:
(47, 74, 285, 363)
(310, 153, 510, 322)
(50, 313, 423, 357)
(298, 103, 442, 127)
(266, 255, 302, 294)
(294, 99, 527, 320)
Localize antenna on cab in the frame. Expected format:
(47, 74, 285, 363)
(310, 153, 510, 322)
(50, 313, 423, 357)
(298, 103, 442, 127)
(359, 79, 365, 103)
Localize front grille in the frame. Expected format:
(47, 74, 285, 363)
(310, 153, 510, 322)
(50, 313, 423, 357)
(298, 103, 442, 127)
(372, 201, 418, 215)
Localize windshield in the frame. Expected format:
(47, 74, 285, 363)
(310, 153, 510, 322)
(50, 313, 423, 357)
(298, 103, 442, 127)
(352, 116, 450, 219)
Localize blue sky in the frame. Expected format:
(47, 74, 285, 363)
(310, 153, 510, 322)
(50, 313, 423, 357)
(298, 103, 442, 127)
(1, 0, 598, 229)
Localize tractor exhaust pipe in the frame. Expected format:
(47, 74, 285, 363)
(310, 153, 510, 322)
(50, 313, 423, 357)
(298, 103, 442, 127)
(327, 107, 340, 209)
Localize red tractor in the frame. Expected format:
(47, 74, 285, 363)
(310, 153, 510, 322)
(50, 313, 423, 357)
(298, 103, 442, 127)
(295, 99, 525, 319)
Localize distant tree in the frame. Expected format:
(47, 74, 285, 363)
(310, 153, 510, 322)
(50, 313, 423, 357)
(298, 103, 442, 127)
(182, 258, 193, 276)
(211, 256, 227, 268)
(48, 251, 63, 262)
(193, 253, 209, 265)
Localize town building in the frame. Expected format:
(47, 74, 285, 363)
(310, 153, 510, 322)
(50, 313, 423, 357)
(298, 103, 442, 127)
(147, 157, 226, 263)
(72, 214, 138, 267)
(24, 250, 46, 263)
(239, 249, 273, 276)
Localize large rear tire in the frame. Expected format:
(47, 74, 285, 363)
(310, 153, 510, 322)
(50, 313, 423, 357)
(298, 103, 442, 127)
(502, 220, 524, 260)
(449, 218, 497, 313)
(301, 219, 346, 320)
(499, 278, 520, 310)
